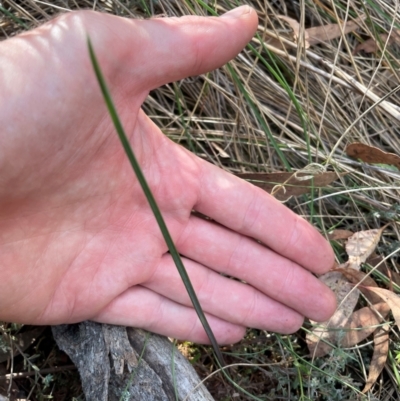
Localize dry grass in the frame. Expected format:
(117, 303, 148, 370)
(1, 0, 400, 400)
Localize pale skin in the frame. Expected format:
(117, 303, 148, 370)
(0, 6, 336, 344)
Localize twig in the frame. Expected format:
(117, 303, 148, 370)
(0, 364, 76, 381)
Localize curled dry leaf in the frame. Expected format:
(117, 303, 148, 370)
(308, 226, 388, 358)
(277, 16, 310, 48)
(345, 227, 386, 270)
(275, 15, 364, 49)
(307, 271, 360, 357)
(346, 142, 400, 170)
(353, 34, 389, 55)
(362, 324, 390, 393)
(353, 29, 400, 55)
(341, 302, 390, 348)
(328, 229, 354, 241)
(262, 35, 287, 50)
(236, 171, 341, 201)
(365, 287, 400, 329)
(307, 16, 365, 46)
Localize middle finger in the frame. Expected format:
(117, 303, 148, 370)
(174, 216, 336, 322)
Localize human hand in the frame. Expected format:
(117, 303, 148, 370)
(0, 6, 336, 344)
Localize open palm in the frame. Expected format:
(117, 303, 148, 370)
(0, 7, 336, 344)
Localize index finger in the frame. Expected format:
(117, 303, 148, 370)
(195, 160, 334, 274)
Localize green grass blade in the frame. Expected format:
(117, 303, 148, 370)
(87, 37, 225, 367)
(0, 6, 28, 29)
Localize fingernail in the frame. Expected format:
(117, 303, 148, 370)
(220, 5, 251, 19)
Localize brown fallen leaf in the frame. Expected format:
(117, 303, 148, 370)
(307, 16, 365, 46)
(308, 300, 389, 357)
(328, 229, 354, 241)
(308, 225, 385, 358)
(236, 171, 341, 201)
(278, 16, 310, 48)
(353, 34, 389, 55)
(341, 302, 390, 348)
(276, 15, 364, 49)
(362, 324, 390, 393)
(346, 142, 400, 170)
(368, 253, 390, 272)
(353, 30, 400, 55)
(365, 287, 400, 329)
(262, 35, 287, 50)
(306, 327, 335, 358)
(307, 271, 360, 357)
(346, 227, 386, 270)
(367, 253, 400, 287)
(334, 267, 382, 304)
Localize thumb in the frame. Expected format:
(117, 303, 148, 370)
(87, 6, 258, 92)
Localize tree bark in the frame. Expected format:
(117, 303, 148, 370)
(52, 322, 214, 401)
